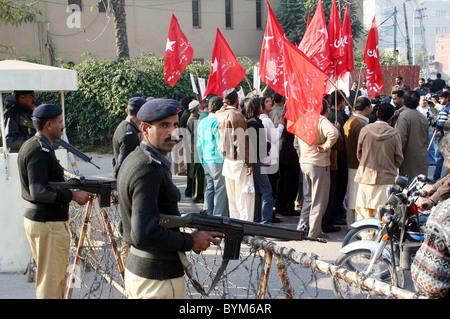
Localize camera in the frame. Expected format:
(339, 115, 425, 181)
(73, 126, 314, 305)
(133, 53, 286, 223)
(371, 95, 391, 105)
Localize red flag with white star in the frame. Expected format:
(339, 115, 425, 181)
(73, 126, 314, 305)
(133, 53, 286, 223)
(164, 14, 194, 87)
(283, 38, 327, 146)
(259, 0, 286, 96)
(203, 28, 246, 99)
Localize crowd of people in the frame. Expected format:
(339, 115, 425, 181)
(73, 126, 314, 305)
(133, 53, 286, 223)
(3, 71, 449, 299)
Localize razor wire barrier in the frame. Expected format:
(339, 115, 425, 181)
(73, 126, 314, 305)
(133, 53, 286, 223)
(65, 196, 423, 299)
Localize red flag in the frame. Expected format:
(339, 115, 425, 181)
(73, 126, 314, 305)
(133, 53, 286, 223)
(203, 28, 246, 98)
(164, 14, 194, 87)
(363, 17, 384, 100)
(298, 0, 333, 90)
(339, 4, 354, 74)
(259, 0, 286, 96)
(282, 38, 327, 146)
(327, 0, 345, 62)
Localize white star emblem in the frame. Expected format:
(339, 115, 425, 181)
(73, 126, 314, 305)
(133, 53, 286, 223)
(263, 36, 274, 50)
(211, 58, 218, 73)
(166, 38, 176, 52)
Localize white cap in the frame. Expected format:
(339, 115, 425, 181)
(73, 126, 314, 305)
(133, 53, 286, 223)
(188, 100, 200, 111)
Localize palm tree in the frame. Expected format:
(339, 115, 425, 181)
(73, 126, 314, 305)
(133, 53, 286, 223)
(109, 0, 130, 61)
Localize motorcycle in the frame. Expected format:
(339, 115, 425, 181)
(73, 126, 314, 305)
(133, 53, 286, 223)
(341, 174, 428, 247)
(333, 174, 428, 298)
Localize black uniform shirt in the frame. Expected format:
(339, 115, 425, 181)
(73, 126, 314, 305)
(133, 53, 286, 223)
(4, 103, 36, 152)
(112, 118, 141, 178)
(117, 142, 194, 280)
(18, 133, 73, 222)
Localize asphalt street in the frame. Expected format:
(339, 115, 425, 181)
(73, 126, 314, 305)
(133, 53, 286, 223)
(0, 151, 439, 299)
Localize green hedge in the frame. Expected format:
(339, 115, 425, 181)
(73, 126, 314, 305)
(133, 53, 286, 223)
(37, 53, 259, 150)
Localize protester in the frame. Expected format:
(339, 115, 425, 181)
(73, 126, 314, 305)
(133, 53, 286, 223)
(186, 99, 205, 203)
(296, 100, 339, 239)
(411, 197, 450, 299)
(215, 88, 255, 221)
(433, 91, 450, 182)
(243, 97, 273, 224)
(395, 90, 429, 181)
(197, 96, 228, 216)
(354, 103, 404, 221)
(343, 96, 372, 229)
(415, 78, 430, 96)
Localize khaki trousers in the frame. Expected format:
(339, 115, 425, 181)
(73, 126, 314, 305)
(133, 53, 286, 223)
(125, 269, 186, 299)
(23, 218, 70, 299)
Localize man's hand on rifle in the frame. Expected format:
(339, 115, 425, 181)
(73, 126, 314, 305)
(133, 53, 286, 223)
(191, 230, 225, 251)
(72, 190, 94, 205)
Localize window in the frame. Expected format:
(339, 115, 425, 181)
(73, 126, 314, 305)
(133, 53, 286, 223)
(192, 0, 201, 28)
(225, 0, 233, 29)
(98, 0, 107, 13)
(68, 0, 82, 12)
(256, 0, 262, 30)
(436, 26, 449, 34)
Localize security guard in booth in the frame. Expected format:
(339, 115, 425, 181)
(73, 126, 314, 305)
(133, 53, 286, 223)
(18, 104, 93, 299)
(112, 96, 147, 178)
(117, 99, 223, 299)
(4, 90, 36, 152)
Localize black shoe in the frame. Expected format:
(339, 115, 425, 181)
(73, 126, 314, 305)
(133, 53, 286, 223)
(193, 198, 204, 204)
(322, 226, 340, 233)
(271, 217, 282, 223)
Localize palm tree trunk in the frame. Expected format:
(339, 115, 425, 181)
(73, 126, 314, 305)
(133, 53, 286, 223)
(110, 0, 130, 61)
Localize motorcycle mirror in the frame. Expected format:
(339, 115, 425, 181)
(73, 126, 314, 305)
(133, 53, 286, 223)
(386, 193, 399, 207)
(395, 175, 408, 189)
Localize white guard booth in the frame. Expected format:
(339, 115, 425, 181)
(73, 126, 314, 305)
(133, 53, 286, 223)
(0, 60, 78, 272)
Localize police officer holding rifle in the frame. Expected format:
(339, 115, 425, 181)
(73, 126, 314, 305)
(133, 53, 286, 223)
(117, 99, 223, 299)
(18, 104, 93, 299)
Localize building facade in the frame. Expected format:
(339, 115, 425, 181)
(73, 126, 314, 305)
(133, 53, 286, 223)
(0, 0, 280, 65)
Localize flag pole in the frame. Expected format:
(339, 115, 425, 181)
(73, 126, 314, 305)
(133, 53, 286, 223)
(326, 73, 354, 112)
(334, 63, 338, 121)
(244, 76, 255, 96)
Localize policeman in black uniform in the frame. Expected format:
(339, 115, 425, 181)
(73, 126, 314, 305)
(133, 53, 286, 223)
(117, 99, 223, 299)
(112, 96, 147, 178)
(18, 104, 92, 299)
(4, 90, 36, 152)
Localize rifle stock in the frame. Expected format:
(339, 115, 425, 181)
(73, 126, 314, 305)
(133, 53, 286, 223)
(49, 178, 116, 207)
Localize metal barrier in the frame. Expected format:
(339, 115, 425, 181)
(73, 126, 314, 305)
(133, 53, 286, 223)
(65, 197, 423, 299)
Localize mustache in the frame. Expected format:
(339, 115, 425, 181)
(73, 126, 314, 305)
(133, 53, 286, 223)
(164, 135, 183, 143)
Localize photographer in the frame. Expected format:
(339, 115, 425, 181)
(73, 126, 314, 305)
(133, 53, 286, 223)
(418, 95, 437, 165)
(432, 91, 450, 182)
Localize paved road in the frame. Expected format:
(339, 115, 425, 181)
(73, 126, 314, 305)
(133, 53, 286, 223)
(1, 151, 433, 299)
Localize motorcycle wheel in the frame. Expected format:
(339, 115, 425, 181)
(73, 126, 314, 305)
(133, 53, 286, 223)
(332, 249, 396, 299)
(342, 224, 380, 248)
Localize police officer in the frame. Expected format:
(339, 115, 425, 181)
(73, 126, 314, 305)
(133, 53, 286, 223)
(112, 97, 147, 178)
(117, 99, 223, 299)
(4, 94, 15, 111)
(4, 90, 36, 152)
(18, 104, 93, 299)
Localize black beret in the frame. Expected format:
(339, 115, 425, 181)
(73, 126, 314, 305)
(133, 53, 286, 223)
(128, 97, 147, 108)
(5, 94, 15, 102)
(137, 99, 181, 122)
(32, 104, 62, 119)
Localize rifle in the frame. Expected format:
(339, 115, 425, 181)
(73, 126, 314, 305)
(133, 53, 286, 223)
(160, 211, 326, 295)
(49, 177, 116, 207)
(55, 139, 101, 170)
